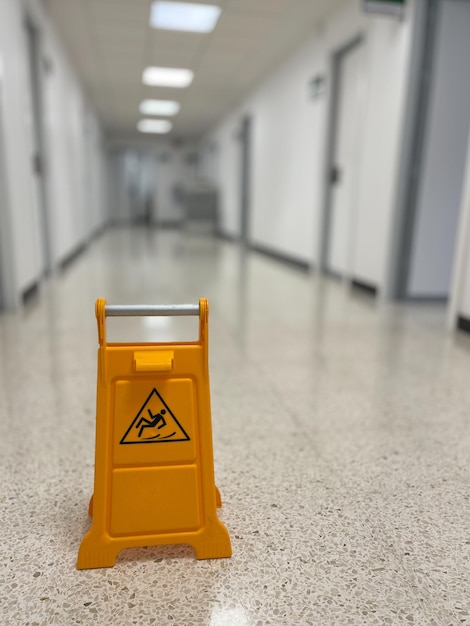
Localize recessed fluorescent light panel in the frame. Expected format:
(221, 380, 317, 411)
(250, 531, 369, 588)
(139, 99, 181, 116)
(150, 1, 221, 33)
(137, 119, 173, 134)
(142, 66, 194, 88)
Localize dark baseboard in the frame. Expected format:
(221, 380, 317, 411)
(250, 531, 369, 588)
(216, 230, 238, 243)
(109, 220, 131, 228)
(59, 242, 88, 273)
(215, 232, 311, 271)
(324, 269, 343, 282)
(110, 219, 165, 228)
(58, 224, 108, 273)
(156, 220, 182, 229)
(249, 242, 311, 272)
(91, 222, 109, 240)
(22, 281, 40, 306)
(351, 278, 377, 296)
(403, 294, 448, 303)
(457, 315, 470, 334)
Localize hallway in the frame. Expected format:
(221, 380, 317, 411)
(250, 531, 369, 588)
(0, 228, 469, 624)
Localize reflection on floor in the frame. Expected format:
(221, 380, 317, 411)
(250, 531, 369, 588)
(0, 228, 469, 624)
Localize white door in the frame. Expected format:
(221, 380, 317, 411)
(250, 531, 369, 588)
(25, 21, 48, 275)
(327, 42, 364, 276)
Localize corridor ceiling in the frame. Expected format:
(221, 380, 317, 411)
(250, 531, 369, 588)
(44, 0, 346, 139)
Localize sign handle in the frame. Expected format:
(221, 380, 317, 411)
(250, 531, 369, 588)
(105, 304, 200, 317)
(95, 299, 208, 346)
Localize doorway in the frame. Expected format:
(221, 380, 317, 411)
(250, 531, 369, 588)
(25, 20, 51, 275)
(239, 116, 251, 245)
(322, 37, 364, 279)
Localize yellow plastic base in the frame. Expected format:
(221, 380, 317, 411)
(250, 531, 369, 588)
(78, 518, 231, 569)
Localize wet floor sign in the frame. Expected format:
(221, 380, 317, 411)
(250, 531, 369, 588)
(77, 299, 231, 569)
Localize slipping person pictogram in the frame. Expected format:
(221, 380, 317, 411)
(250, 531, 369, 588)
(137, 409, 173, 439)
(120, 388, 190, 445)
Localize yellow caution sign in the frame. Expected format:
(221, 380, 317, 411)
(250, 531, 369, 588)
(77, 298, 231, 569)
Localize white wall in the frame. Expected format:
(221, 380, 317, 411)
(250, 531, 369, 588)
(0, 0, 108, 308)
(200, 1, 416, 291)
(407, 0, 470, 297)
(31, 1, 109, 264)
(86, 113, 109, 235)
(201, 125, 241, 236)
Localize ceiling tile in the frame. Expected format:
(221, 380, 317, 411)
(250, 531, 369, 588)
(89, 0, 150, 22)
(147, 48, 197, 68)
(216, 12, 279, 36)
(225, 0, 293, 14)
(150, 30, 204, 53)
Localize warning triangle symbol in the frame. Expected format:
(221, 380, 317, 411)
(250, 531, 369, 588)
(120, 388, 190, 445)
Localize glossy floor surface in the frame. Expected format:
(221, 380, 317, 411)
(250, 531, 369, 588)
(1, 228, 469, 625)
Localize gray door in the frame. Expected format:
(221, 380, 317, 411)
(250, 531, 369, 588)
(406, 0, 470, 297)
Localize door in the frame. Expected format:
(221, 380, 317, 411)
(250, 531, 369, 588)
(25, 21, 51, 274)
(326, 40, 364, 277)
(406, 0, 470, 298)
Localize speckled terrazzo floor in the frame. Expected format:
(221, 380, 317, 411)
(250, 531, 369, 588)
(0, 227, 469, 625)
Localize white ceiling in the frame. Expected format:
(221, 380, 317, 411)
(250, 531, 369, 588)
(44, 0, 346, 139)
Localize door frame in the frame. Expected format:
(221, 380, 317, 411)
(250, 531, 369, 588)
(319, 34, 364, 278)
(239, 115, 252, 245)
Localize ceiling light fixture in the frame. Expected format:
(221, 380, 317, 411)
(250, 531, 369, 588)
(142, 66, 194, 88)
(137, 119, 173, 134)
(150, 1, 221, 33)
(139, 99, 181, 116)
